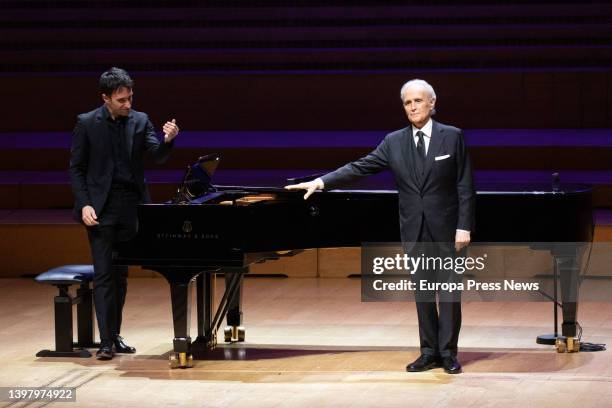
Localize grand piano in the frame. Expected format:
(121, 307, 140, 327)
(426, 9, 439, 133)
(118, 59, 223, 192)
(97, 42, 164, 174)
(115, 155, 594, 368)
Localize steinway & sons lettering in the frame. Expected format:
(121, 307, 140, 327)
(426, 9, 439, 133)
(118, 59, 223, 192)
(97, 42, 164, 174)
(156, 232, 220, 240)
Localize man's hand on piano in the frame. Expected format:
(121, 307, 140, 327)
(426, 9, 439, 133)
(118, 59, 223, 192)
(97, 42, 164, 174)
(82, 205, 99, 226)
(284, 178, 324, 200)
(163, 119, 179, 142)
(455, 229, 470, 252)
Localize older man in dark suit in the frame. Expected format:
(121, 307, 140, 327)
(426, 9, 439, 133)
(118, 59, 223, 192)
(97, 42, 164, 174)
(70, 67, 179, 360)
(286, 79, 475, 374)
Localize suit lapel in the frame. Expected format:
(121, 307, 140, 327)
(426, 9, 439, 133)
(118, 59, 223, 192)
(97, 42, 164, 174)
(400, 127, 420, 190)
(421, 120, 446, 184)
(126, 113, 135, 158)
(94, 108, 104, 125)
(95, 107, 113, 154)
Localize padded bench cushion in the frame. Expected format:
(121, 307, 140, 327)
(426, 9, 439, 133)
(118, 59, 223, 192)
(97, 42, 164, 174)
(35, 264, 94, 285)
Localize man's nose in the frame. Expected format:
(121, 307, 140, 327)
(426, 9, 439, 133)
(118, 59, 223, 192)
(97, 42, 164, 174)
(124, 101, 132, 109)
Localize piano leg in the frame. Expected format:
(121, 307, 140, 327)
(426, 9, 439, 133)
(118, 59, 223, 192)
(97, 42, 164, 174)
(558, 254, 581, 352)
(536, 245, 584, 353)
(224, 267, 246, 343)
(155, 268, 201, 368)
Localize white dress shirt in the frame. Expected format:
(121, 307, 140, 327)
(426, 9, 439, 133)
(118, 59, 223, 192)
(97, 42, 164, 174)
(412, 118, 433, 155)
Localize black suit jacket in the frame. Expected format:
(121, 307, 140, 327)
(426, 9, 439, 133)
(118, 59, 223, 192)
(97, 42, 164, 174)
(321, 120, 475, 243)
(69, 106, 173, 221)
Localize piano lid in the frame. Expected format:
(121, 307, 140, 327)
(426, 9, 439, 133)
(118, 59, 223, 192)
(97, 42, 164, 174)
(172, 153, 220, 203)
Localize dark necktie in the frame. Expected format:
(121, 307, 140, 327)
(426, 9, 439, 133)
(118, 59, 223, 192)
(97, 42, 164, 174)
(416, 130, 426, 160)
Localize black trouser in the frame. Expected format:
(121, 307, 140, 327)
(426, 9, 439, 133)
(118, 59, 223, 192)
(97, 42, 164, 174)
(87, 186, 139, 344)
(411, 221, 462, 358)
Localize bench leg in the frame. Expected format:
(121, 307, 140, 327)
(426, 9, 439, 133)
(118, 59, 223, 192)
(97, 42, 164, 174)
(36, 285, 91, 358)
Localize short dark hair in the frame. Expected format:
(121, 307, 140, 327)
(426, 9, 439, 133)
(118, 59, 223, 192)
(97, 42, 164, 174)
(99, 67, 134, 96)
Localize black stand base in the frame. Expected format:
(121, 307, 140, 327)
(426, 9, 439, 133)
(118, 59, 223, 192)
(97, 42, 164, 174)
(36, 349, 92, 358)
(536, 334, 559, 345)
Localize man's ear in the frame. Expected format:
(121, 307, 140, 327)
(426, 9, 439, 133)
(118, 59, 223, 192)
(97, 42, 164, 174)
(101, 93, 109, 103)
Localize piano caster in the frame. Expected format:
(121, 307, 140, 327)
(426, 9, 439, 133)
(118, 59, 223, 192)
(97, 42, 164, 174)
(208, 336, 217, 349)
(237, 326, 245, 342)
(169, 352, 194, 369)
(224, 326, 246, 343)
(186, 354, 194, 368)
(555, 337, 580, 353)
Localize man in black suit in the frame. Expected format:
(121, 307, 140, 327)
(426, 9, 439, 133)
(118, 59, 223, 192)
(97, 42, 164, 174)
(286, 79, 475, 374)
(69, 67, 179, 360)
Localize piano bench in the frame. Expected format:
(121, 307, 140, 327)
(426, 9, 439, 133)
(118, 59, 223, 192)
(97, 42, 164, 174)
(34, 265, 99, 358)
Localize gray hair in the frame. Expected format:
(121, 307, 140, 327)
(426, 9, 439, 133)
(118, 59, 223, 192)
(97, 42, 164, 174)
(400, 79, 437, 115)
(400, 79, 436, 102)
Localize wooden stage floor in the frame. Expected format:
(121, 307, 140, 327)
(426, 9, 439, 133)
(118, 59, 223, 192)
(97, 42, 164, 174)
(0, 277, 611, 408)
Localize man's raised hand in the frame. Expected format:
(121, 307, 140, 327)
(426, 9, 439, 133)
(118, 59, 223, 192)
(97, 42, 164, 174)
(163, 119, 179, 142)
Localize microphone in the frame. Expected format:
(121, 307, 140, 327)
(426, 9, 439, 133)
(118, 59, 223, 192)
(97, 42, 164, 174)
(552, 172, 560, 192)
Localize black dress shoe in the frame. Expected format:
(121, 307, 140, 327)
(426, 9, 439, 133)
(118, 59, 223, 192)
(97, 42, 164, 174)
(442, 356, 462, 374)
(114, 335, 136, 354)
(406, 354, 441, 372)
(96, 344, 114, 360)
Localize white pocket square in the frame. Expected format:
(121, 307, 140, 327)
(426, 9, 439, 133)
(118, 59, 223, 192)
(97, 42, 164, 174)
(435, 154, 450, 161)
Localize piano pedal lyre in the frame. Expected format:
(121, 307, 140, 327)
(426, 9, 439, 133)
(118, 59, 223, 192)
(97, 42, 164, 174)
(555, 336, 580, 353)
(224, 326, 246, 343)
